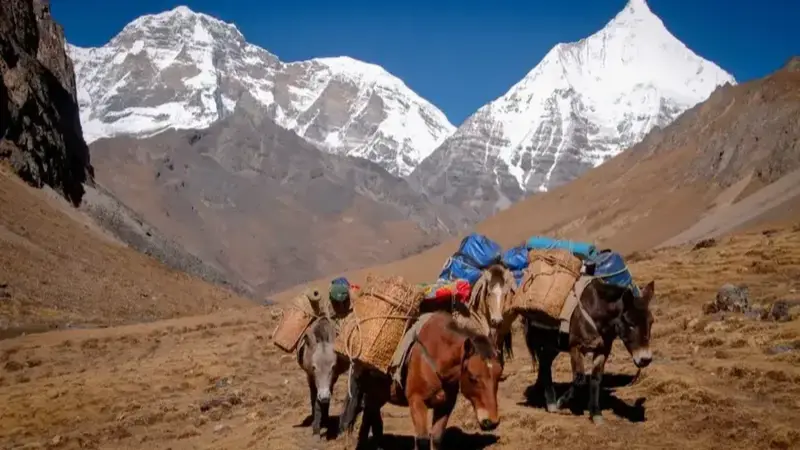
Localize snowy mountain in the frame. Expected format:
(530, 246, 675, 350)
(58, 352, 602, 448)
(68, 6, 455, 177)
(410, 0, 736, 220)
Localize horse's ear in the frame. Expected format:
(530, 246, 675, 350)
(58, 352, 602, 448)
(641, 280, 655, 304)
(462, 337, 475, 361)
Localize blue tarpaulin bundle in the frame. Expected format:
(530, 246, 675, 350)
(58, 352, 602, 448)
(501, 244, 529, 287)
(526, 236, 598, 260)
(438, 233, 503, 285)
(590, 250, 640, 296)
(501, 245, 528, 270)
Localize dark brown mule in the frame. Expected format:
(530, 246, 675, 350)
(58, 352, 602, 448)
(339, 311, 503, 450)
(522, 279, 655, 424)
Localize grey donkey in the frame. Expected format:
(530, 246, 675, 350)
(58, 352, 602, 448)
(296, 316, 350, 437)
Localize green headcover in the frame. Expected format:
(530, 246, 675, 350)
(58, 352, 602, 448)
(329, 283, 350, 303)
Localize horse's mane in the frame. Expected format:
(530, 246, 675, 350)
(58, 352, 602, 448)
(470, 263, 516, 309)
(589, 277, 630, 301)
(445, 319, 496, 361)
(312, 316, 336, 343)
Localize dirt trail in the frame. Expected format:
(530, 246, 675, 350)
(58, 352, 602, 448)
(1, 227, 800, 449)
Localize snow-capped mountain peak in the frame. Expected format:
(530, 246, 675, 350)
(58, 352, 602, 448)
(69, 6, 454, 176)
(410, 0, 735, 219)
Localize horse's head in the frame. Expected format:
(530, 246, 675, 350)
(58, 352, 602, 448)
(458, 334, 503, 431)
(306, 317, 338, 404)
(474, 264, 515, 329)
(616, 281, 655, 368)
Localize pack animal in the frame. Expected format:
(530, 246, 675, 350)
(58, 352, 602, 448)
(522, 279, 655, 424)
(338, 312, 503, 450)
(296, 316, 350, 437)
(427, 263, 516, 366)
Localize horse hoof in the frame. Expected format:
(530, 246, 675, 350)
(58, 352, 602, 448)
(546, 403, 558, 413)
(591, 415, 604, 425)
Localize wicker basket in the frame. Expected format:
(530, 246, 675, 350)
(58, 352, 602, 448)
(511, 249, 582, 318)
(335, 274, 424, 374)
(272, 288, 323, 353)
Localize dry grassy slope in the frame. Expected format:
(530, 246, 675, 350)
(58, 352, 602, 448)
(1, 225, 799, 449)
(272, 60, 800, 303)
(0, 166, 252, 335)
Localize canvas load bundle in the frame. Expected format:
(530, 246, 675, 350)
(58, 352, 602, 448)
(336, 274, 424, 374)
(271, 288, 324, 353)
(510, 249, 582, 318)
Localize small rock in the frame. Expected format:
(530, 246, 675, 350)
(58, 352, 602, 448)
(215, 377, 230, 389)
(692, 238, 717, 251)
(766, 344, 794, 355)
(51, 435, 62, 446)
(213, 424, 231, 434)
(744, 308, 765, 320)
(714, 284, 749, 313)
(766, 301, 792, 322)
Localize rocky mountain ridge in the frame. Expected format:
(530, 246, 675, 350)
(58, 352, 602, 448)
(68, 6, 455, 177)
(88, 94, 462, 295)
(410, 0, 736, 220)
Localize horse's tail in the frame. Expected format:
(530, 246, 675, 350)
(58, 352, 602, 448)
(501, 331, 514, 361)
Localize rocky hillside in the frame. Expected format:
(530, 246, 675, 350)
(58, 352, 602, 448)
(78, 181, 252, 297)
(275, 57, 800, 302)
(89, 94, 463, 296)
(0, 0, 94, 206)
(0, 164, 252, 335)
(410, 0, 735, 221)
(68, 6, 455, 177)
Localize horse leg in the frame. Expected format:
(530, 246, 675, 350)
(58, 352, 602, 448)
(588, 350, 609, 425)
(535, 346, 559, 413)
(356, 391, 381, 450)
(430, 394, 457, 450)
(367, 402, 384, 443)
(409, 397, 431, 450)
(556, 348, 586, 411)
(306, 373, 320, 432)
(310, 378, 325, 436)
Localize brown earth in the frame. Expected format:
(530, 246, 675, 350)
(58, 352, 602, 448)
(1, 224, 799, 449)
(89, 94, 464, 299)
(0, 165, 252, 335)
(272, 56, 800, 303)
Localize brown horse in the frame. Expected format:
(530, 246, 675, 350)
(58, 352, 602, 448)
(339, 311, 503, 450)
(297, 316, 351, 437)
(522, 279, 655, 424)
(422, 264, 517, 366)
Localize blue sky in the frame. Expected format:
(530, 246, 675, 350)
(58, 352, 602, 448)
(54, 0, 798, 126)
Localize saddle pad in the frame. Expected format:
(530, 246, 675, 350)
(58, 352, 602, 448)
(388, 313, 436, 388)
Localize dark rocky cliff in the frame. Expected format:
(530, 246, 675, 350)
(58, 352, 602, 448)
(0, 0, 93, 206)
